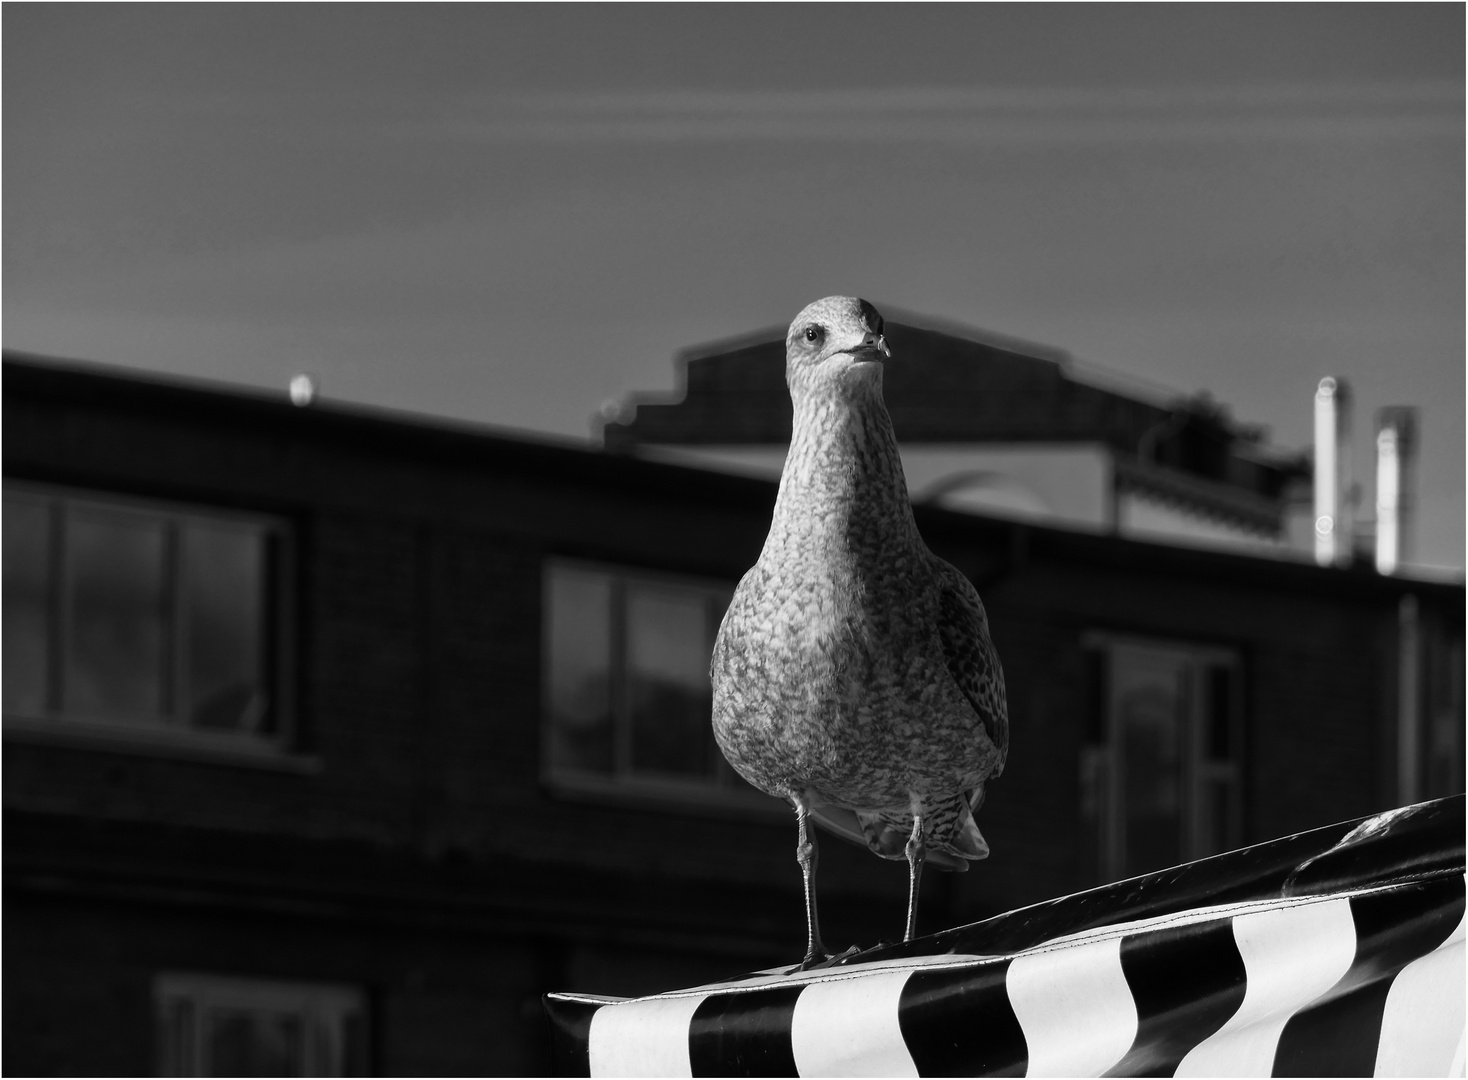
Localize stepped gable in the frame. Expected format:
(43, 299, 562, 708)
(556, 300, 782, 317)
(602, 320, 1159, 448)
(601, 318, 1306, 503)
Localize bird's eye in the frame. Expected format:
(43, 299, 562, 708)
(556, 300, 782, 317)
(804, 326, 824, 344)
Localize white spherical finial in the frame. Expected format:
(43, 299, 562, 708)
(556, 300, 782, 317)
(289, 374, 317, 407)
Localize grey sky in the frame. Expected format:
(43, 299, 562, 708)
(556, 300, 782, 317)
(5, 4, 1463, 570)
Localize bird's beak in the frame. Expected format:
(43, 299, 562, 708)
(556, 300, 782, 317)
(853, 332, 890, 363)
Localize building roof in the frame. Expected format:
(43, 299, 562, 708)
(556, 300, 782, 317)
(600, 316, 1311, 515)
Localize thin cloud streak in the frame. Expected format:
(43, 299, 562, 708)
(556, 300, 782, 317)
(149, 79, 1460, 116)
(388, 115, 1458, 147)
(383, 80, 1463, 145)
(72, 80, 1463, 146)
(476, 80, 1463, 114)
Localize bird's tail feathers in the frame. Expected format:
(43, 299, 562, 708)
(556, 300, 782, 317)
(809, 804, 968, 871)
(817, 794, 990, 871)
(946, 806, 990, 862)
(969, 781, 987, 814)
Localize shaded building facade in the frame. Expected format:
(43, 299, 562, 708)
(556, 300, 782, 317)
(4, 354, 1462, 1075)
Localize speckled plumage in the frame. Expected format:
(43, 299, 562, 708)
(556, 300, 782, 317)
(710, 296, 1008, 959)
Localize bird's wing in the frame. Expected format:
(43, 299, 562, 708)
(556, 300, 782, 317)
(933, 557, 1009, 775)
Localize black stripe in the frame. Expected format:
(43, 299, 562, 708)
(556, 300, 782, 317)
(1271, 972, 1391, 1079)
(1104, 918, 1247, 1077)
(897, 958, 1026, 1077)
(542, 995, 599, 1077)
(688, 985, 803, 1077)
(1273, 876, 1466, 1077)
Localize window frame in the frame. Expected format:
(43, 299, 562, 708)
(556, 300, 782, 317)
(1080, 630, 1246, 884)
(2, 479, 305, 770)
(154, 972, 367, 1078)
(540, 556, 786, 818)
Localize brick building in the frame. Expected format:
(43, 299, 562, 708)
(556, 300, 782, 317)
(4, 353, 1462, 1075)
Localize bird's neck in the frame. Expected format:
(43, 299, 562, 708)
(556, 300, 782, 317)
(770, 387, 919, 548)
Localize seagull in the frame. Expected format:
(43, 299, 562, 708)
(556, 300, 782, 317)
(711, 296, 1008, 968)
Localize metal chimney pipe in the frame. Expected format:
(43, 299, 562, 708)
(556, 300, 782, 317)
(1313, 377, 1353, 567)
(1375, 407, 1418, 575)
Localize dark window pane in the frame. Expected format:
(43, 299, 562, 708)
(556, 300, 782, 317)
(1078, 745, 1110, 885)
(341, 1009, 369, 1077)
(1083, 647, 1107, 746)
(65, 507, 169, 718)
(185, 523, 269, 733)
(1114, 647, 1184, 877)
(1200, 775, 1235, 857)
(547, 567, 614, 773)
(627, 583, 713, 778)
(158, 998, 198, 1078)
(1426, 638, 1464, 797)
(3, 496, 51, 714)
(206, 1008, 303, 1077)
(1205, 665, 1233, 761)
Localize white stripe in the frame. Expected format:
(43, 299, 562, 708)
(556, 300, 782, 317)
(1006, 935, 1136, 1077)
(790, 969, 918, 1077)
(588, 993, 707, 1078)
(1176, 896, 1356, 1077)
(1374, 902, 1466, 1077)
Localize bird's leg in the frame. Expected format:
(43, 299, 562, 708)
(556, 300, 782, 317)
(904, 814, 926, 943)
(795, 802, 828, 968)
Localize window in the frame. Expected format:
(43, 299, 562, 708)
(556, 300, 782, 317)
(3, 481, 291, 753)
(155, 973, 367, 1077)
(1423, 627, 1464, 800)
(1080, 635, 1243, 883)
(543, 559, 767, 806)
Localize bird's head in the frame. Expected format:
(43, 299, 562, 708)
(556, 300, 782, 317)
(784, 296, 890, 399)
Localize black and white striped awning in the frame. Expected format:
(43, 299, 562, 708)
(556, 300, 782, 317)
(545, 796, 1464, 1077)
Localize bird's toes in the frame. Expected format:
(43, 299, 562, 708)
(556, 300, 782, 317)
(792, 943, 864, 973)
(789, 948, 826, 974)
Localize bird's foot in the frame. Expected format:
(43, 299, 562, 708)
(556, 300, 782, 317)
(791, 951, 824, 973)
(791, 944, 863, 973)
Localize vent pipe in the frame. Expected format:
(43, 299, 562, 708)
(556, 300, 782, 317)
(1313, 377, 1353, 567)
(1375, 407, 1418, 575)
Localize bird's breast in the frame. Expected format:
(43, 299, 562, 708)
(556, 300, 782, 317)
(770, 572, 861, 658)
(711, 558, 987, 808)
(717, 554, 939, 722)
